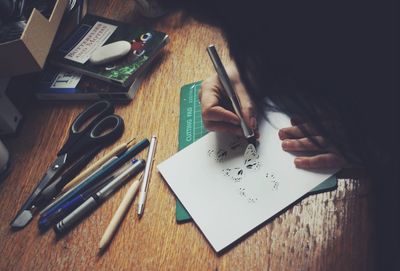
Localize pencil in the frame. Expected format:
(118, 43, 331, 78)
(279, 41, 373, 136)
(99, 175, 142, 251)
(61, 138, 136, 193)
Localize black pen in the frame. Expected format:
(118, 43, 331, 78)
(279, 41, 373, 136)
(54, 159, 146, 234)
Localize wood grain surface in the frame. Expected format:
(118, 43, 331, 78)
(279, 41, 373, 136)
(0, 2, 375, 270)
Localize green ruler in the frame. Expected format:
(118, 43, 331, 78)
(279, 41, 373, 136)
(176, 81, 338, 223)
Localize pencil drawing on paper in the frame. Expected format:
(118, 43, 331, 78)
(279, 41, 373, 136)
(206, 138, 281, 203)
(207, 149, 228, 162)
(220, 143, 261, 181)
(222, 167, 244, 182)
(266, 173, 279, 191)
(243, 144, 261, 170)
(206, 139, 266, 203)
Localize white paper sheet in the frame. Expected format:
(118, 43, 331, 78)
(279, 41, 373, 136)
(157, 111, 338, 252)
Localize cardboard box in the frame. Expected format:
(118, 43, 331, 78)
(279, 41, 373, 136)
(0, 0, 68, 77)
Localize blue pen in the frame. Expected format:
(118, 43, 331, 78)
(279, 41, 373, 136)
(40, 139, 149, 221)
(38, 160, 136, 231)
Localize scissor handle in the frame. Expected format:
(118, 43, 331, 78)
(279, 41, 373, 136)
(58, 100, 115, 156)
(65, 114, 125, 161)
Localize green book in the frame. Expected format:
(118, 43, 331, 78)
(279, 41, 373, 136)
(176, 81, 338, 222)
(49, 14, 169, 87)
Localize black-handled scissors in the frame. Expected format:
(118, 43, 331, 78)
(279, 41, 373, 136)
(10, 100, 124, 229)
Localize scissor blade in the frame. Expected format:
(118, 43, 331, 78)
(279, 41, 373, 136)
(10, 154, 68, 229)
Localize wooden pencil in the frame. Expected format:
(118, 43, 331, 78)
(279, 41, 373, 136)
(99, 176, 142, 251)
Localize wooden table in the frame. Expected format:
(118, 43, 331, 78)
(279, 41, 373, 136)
(0, 2, 375, 270)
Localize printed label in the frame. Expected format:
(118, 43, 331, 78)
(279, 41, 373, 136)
(64, 21, 117, 64)
(51, 72, 82, 88)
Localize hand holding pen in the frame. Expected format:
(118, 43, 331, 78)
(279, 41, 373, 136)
(202, 45, 259, 142)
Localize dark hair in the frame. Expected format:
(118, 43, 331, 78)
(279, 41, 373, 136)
(163, 0, 398, 268)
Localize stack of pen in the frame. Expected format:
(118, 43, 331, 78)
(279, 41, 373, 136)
(99, 135, 157, 251)
(38, 138, 150, 233)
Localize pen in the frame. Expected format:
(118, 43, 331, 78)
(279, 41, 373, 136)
(55, 159, 146, 234)
(206, 45, 256, 144)
(137, 135, 157, 217)
(61, 138, 136, 193)
(99, 174, 142, 251)
(40, 139, 149, 220)
(38, 160, 137, 231)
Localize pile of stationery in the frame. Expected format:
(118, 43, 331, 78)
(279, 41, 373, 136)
(35, 13, 169, 102)
(10, 100, 158, 251)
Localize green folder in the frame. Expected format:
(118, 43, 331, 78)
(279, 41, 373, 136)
(176, 81, 338, 222)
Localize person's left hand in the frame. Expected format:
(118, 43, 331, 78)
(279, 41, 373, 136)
(278, 119, 347, 169)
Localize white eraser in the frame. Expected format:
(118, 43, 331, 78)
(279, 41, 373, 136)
(89, 41, 131, 65)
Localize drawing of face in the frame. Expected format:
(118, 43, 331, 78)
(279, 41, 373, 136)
(131, 32, 152, 57)
(208, 149, 228, 162)
(207, 136, 243, 162)
(222, 167, 244, 182)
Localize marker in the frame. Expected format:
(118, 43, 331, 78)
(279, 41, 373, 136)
(206, 45, 256, 145)
(54, 159, 146, 234)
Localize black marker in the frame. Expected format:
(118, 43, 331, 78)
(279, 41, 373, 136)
(207, 45, 257, 145)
